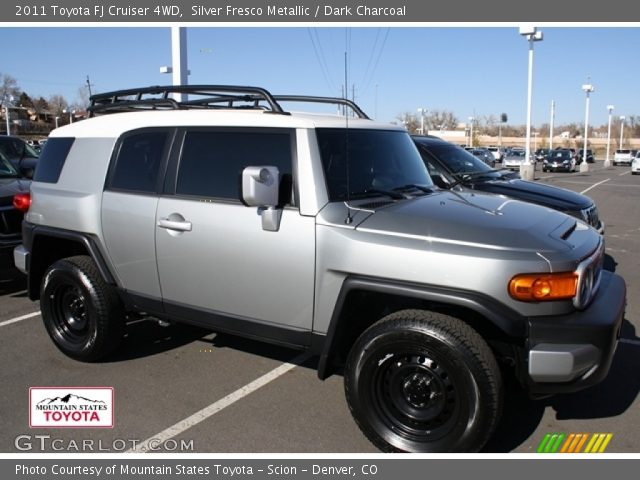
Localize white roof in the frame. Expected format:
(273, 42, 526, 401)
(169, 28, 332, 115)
(50, 109, 403, 138)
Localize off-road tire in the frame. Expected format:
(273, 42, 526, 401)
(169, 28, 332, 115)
(344, 309, 502, 453)
(40, 255, 124, 361)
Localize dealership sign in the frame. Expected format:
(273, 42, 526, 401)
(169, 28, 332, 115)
(29, 387, 114, 428)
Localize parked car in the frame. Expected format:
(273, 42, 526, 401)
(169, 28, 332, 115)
(613, 149, 633, 166)
(0, 135, 39, 178)
(413, 136, 603, 233)
(467, 147, 496, 167)
(0, 156, 30, 273)
(502, 149, 531, 170)
(534, 148, 550, 162)
(486, 146, 504, 162)
(542, 149, 577, 173)
(576, 149, 595, 164)
(632, 151, 640, 175)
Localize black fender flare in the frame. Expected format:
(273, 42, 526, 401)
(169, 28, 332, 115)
(317, 275, 527, 379)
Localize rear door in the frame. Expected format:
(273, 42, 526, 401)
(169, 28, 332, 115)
(101, 129, 173, 302)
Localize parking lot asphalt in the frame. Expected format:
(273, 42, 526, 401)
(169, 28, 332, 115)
(1, 161, 638, 454)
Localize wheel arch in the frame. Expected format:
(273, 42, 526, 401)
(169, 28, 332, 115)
(317, 276, 526, 380)
(24, 225, 116, 301)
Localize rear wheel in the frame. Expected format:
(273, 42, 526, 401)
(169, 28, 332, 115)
(344, 309, 502, 452)
(40, 255, 125, 361)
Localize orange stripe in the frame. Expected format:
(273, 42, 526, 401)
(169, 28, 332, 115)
(575, 433, 589, 453)
(560, 434, 576, 453)
(567, 434, 582, 453)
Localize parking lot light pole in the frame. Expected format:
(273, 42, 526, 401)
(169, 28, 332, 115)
(519, 26, 543, 181)
(468, 116, 474, 147)
(580, 82, 594, 173)
(417, 108, 426, 135)
(3, 106, 8, 136)
(604, 105, 614, 168)
(549, 100, 555, 150)
(54, 116, 60, 129)
(620, 116, 626, 149)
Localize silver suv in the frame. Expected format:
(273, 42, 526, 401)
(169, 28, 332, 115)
(14, 86, 626, 453)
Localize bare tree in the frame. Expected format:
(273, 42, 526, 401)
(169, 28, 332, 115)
(0, 73, 20, 108)
(425, 110, 459, 131)
(48, 94, 69, 117)
(395, 112, 420, 134)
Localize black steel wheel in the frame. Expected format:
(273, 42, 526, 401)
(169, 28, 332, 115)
(40, 255, 124, 361)
(344, 309, 502, 453)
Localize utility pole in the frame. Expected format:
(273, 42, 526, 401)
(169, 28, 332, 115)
(85, 75, 94, 98)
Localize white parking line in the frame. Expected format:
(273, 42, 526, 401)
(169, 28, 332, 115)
(619, 171, 631, 177)
(0, 311, 40, 328)
(129, 351, 311, 452)
(580, 178, 610, 195)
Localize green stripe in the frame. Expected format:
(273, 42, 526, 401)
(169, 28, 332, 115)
(537, 433, 553, 453)
(550, 433, 566, 453)
(544, 434, 559, 453)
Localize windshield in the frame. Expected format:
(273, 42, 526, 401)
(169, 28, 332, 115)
(317, 129, 433, 202)
(0, 156, 19, 178)
(0, 137, 39, 160)
(550, 150, 571, 160)
(423, 143, 493, 174)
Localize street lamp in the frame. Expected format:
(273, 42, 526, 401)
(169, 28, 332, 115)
(62, 109, 76, 124)
(619, 115, 626, 149)
(604, 105, 614, 168)
(417, 108, 426, 135)
(519, 26, 543, 181)
(580, 81, 594, 173)
(549, 100, 555, 150)
(468, 116, 474, 147)
(3, 94, 14, 136)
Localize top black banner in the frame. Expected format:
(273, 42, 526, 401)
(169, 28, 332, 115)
(5, 0, 640, 22)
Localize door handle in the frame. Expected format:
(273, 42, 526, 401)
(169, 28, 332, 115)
(158, 218, 192, 232)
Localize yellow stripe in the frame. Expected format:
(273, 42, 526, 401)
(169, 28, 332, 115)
(598, 434, 613, 453)
(584, 433, 598, 453)
(575, 433, 589, 453)
(560, 434, 576, 453)
(590, 434, 605, 453)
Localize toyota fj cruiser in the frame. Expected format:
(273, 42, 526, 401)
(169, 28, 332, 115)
(14, 85, 626, 453)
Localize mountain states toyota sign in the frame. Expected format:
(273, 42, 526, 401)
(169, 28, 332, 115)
(29, 387, 114, 428)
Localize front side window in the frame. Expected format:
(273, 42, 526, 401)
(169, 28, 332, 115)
(109, 131, 169, 193)
(176, 130, 293, 203)
(317, 129, 432, 202)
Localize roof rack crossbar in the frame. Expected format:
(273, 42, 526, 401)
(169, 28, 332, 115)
(89, 85, 284, 116)
(273, 95, 370, 119)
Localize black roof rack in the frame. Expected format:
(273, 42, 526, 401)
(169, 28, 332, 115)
(88, 85, 370, 119)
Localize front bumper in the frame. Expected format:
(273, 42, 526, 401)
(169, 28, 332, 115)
(525, 270, 625, 395)
(543, 162, 572, 172)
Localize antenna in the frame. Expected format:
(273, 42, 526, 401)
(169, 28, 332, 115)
(344, 50, 353, 225)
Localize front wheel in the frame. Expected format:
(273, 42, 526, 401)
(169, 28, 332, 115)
(40, 255, 125, 361)
(344, 309, 502, 453)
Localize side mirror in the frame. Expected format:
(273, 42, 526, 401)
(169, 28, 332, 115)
(241, 166, 282, 232)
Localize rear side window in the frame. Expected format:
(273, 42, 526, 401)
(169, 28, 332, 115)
(176, 130, 293, 202)
(33, 137, 75, 183)
(109, 131, 169, 193)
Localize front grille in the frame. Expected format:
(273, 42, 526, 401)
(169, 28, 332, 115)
(574, 241, 604, 310)
(580, 205, 600, 229)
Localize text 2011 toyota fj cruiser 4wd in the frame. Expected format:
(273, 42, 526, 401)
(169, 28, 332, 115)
(14, 86, 626, 453)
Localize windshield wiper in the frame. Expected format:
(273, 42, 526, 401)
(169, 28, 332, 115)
(351, 188, 408, 200)
(447, 171, 497, 189)
(392, 184, 434, 195)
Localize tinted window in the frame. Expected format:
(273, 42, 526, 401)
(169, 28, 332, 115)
(418, 142, 492, 174)
(317, 129, 432, 202)
(176, 130, 293, 201)
(33, 137, 75, 183)
(110, 132, 168, 193)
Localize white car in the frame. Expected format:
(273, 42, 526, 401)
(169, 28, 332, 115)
(503, 150, 531, 170)
(614, 149, 633, 166)
(632, 152, 640, 175)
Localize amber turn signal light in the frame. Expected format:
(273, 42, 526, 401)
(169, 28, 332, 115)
(509, 272, 577, 301)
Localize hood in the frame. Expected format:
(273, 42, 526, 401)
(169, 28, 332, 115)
(470, 178, 592, 211)
(352, 190, 582, 253)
